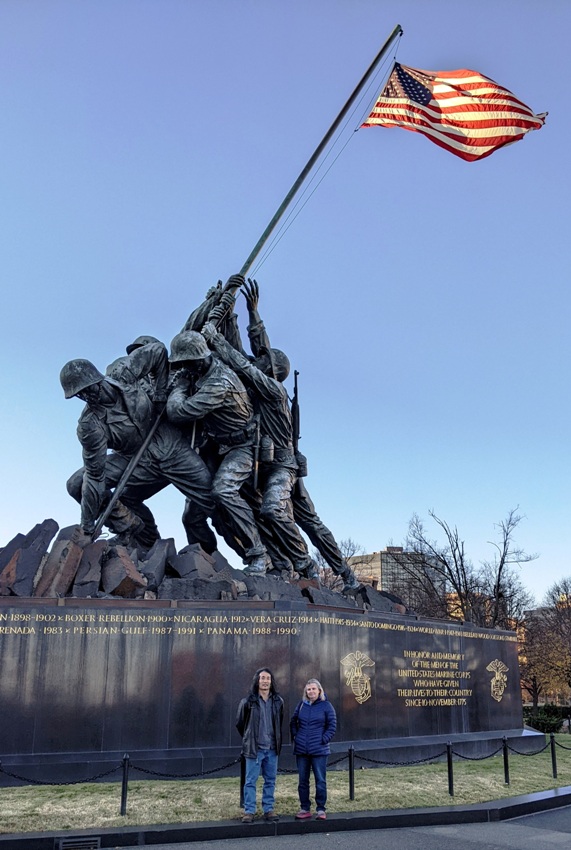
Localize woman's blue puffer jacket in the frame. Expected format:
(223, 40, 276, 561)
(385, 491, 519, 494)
(290, 697, 337, 756)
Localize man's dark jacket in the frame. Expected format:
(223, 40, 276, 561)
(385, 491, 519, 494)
(236, 692, 284, 758)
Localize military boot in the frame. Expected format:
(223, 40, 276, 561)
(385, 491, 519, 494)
(106, 502, 146, 549)
(295, 558, 320, 581)
(341, 567, 360, 593)
(243, 555, 267, 576)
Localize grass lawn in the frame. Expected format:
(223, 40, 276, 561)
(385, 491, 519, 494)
(1, 737, 571, 835)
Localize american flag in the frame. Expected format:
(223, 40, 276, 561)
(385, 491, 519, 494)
(362, 63, 546, 162)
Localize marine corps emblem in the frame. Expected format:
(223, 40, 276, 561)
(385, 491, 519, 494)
(486, 659, 508, 702)
(340, 651, 375, 704)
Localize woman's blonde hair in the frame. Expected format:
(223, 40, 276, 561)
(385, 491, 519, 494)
(304, 678, 325, 701)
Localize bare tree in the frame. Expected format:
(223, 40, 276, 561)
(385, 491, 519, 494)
(540, 578, 571, 690)
(480, 509, 536, 629)
(518, 611, 564, 711)
(392, 508, 535, 628)
(383, 539, 450, 619)
(313, 538, 375, 591)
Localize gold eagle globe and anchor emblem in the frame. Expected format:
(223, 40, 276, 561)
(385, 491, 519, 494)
(340, 651, 375, 704)
(486, 659, 509, 702)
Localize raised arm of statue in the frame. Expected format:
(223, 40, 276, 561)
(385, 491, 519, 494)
(242, 278, 271, 358)
(182, 274, 246, 352)
(241, 278, 261, 324)
(205, 273, 247, 352)
(204, 323, 282, 403)
(181, 280, 224, 333)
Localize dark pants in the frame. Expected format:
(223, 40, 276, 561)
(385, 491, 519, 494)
(257, 465, 313, 573)
(296, 754, 328, 812)
(67, 422, 215, 551)
(185, 443, 266, 565)
(292, 479, 346, 575)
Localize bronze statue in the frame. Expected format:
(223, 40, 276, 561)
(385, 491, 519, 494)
(202, 284, 318, 580)
(234, 278, 358, 592)
(166, 329, 270, 575)
(60, 276, 359, 593)
(61, 341, 215, 552)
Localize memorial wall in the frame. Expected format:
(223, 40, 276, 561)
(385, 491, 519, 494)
(0, 597, 523, 778)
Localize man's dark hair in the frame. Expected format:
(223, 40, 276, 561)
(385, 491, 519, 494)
(251, 667, 278, 696)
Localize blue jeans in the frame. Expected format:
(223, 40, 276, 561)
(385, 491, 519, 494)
(296, 754, 328, 811)
(243, 749, 278, 814)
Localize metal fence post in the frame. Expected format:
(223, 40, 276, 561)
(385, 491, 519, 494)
(120, 753, 130, 816)
(502, 737, 510, 785)
(550, 732, 558, 779)
(446, 742, 454, 797)
(348, 746, 355, 801)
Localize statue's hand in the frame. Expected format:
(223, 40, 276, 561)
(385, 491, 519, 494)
(223, 273, 245, 294)
(295, 451, 308, 478)
(201, 321, 218, 343)
(207, 304, 227, 325)
(205, 280, 223, 301)
(242, 278, 259, 311)
(72, 524, 93, 544)
(170, 370, 191, 391)
(208, 290, 236, 325)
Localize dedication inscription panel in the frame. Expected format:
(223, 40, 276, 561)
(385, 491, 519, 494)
(0, 600, 522, 757)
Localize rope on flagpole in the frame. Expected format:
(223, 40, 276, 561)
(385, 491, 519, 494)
(239, 23, 403, 278)
(249, 40, 401, 277)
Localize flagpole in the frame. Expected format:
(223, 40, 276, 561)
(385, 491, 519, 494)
(239, 23, 403, 277)
(92, 26, 402, 542)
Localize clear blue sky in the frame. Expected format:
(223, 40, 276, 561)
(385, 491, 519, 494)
(1, 0, 567, 604)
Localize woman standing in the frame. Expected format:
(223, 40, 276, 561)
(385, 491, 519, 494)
(290, 678, 337, 820)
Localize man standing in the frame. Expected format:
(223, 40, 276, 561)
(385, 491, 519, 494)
(235, 668, 284, 823)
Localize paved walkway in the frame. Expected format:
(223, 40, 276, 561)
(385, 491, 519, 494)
(115, 806, 571, 850)
(2, 789, 571, 850)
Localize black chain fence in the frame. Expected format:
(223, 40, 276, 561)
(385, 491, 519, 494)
(129, 757, 242, 780)
(451, 744, 504, 760)
(355, 750, 447, 767)
(0, 763, 121, 787)
(506, 741, 550, 756)
(0, 733, 567, 814)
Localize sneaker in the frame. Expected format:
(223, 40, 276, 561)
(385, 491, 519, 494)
(315, 810, 327, 820)
(295, 810, 311, 819)
(241, 813, 255, 823)
(264, 811, 279, 822)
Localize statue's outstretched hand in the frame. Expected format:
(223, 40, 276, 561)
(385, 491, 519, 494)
(242, 278, 259, 311)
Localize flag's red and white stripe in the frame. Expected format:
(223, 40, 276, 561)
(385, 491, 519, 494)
(362, 64, 546, 162)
